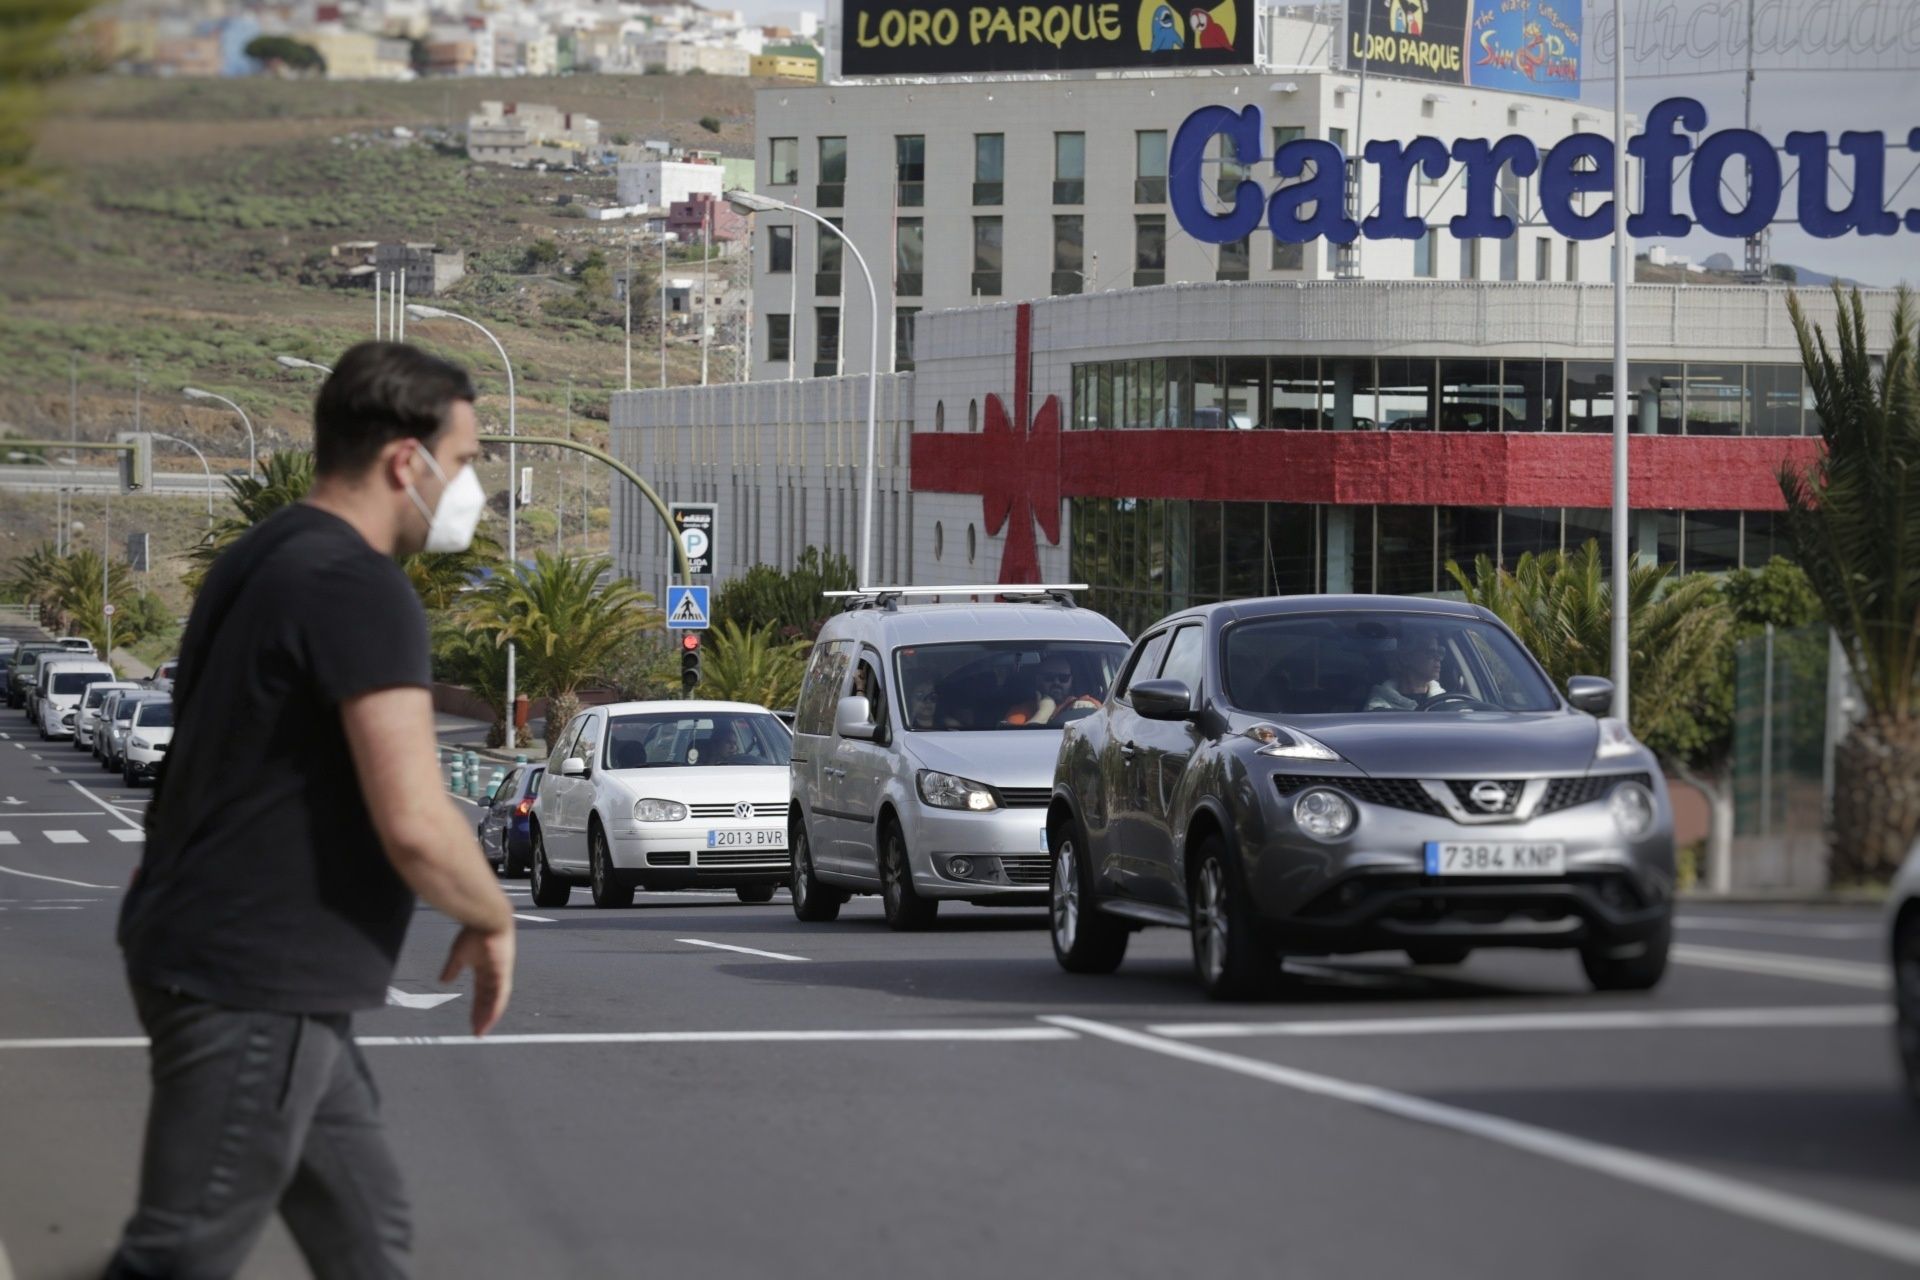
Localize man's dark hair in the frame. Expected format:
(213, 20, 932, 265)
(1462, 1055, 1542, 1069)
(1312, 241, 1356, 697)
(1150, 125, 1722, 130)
(313, 342, 478, 477)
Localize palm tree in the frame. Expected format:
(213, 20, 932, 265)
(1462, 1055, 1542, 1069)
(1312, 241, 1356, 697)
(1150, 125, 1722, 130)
(1784, 286, 1920, 883)
(431, 617, 514, 747)
(2, 542, 64, 618)
(186, 450, 316, 591)
(458, 551, 658, 718)
(405, 530, 503, 613)
(45, 548, 142, 654)
(699, 620, 810, 709)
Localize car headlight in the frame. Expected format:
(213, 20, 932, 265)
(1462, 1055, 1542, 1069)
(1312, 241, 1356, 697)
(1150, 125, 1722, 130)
(130, 738, 150, 751)
(917, 769, 998, 812)
(1595, 717, 1641, 760)
(633, 798, 689, 822)
(1608, 781, 1657, 839)
(1293, 788, 1356, 840)
(1247, 723, 1342, 761)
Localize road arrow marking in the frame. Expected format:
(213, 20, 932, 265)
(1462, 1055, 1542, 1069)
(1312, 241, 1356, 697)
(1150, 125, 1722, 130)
(385, 988, 462, 1010)
(0, 796, 23, 805)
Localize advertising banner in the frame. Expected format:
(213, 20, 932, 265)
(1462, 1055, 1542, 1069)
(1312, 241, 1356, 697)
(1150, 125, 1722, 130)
(1468, 0, 1580, 98)
(841, 0, 1255, 76)
(1344, 0, 1471, 84)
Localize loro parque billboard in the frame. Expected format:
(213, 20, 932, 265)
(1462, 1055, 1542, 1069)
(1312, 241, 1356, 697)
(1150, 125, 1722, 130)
(841, 0, 1256, 76)
(1344, 0, 1581, 99)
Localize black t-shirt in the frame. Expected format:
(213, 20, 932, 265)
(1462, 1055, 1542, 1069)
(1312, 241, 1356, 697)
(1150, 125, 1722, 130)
(118, 504, 432, 1013)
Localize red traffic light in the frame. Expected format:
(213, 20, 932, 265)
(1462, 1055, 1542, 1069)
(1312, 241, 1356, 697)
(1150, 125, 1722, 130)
(681, 632, 702, 651)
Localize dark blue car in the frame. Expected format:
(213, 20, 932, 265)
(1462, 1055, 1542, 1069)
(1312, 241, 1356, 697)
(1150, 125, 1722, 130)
(478, 764, 544, 877)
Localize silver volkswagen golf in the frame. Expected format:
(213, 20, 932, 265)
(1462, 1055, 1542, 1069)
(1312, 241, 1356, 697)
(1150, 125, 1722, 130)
(1047, 596, 1676, 999)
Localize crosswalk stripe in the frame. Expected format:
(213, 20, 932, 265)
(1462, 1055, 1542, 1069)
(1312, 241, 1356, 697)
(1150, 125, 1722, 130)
(0, 832, 16, 846)
(108, 829, 143, 843)
(45, 831, 85, 845)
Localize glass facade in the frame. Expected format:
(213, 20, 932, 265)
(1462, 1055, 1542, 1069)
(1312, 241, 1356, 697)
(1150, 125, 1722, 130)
(1069, 500, 1795, 636)
(1069, 356, 1812, 435)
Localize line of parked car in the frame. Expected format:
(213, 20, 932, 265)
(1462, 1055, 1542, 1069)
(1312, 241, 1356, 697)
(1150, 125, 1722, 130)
(0, 638, 176, 786)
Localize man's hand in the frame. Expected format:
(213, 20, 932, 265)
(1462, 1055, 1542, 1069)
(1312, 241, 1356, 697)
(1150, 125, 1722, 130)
(440, 924, 516, 1037)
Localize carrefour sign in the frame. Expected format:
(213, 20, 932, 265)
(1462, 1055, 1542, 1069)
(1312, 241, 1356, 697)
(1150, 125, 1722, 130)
(1170, 96, 1915, 246)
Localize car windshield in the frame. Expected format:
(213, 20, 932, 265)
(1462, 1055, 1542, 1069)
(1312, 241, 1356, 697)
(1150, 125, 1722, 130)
(895, 641, 1129, 731)
(83, 686, 117, 708)
(1223, 612, 1560, 715)
(115, 699, 148, 723)
(51, 671, 105, 694)
(134, 702, 173, 727)
(602, 712, 792, 769)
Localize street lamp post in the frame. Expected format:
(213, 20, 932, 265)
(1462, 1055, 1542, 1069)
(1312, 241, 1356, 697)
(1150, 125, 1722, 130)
(181, 387, 258, 478)
(275, 355, 334, 376)
(409, 303, 518, 744)
(1609, 2, 1631, 723)
(726, 188, 883, 588)
(149, 431, 217, 528)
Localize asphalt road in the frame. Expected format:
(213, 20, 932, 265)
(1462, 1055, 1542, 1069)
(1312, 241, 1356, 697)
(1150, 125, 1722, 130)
(0, 682, 1913, 1277)
(0, 464, 225, 499)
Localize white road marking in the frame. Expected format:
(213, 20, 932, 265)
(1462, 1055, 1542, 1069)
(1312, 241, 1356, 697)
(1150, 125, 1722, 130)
(12, 906, 81, 912)
(678, 938, 808, 962)
(385, 988, 463, 1010)
(0, 812, 108, 818)
(1149, 1005, 1893, 1040)
(0, 865, 117, 890)
(0, 1026, 1080, 1051)
(44, 830, 84, 845)
(513, 913, 556, 923)
(0, 833, 15, 846)
(1672, 943, 1889, 990)
(1045, 1016, 1920, 1269)
(108, 829, 143, 843)
(1676, 916, 1879, 941)
(65, 780, 145, 831)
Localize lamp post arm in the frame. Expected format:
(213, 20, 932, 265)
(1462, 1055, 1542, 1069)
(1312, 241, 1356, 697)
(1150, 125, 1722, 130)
(478, 434, 692, 585)
(193, 390, 258, 479)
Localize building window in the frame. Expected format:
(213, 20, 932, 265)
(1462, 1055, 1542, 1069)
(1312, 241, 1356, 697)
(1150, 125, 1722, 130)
(1273, 240, 1305, 271)
(1460, 236, 1480, 281)
(1135, 130, 1168, 204)
(1217, 236, 1249, 282)
(972, 216, 1002, 296)
(895, 134, 924, 207)
(815, 218, 842, 296)
(1566, 240, 1579, 282)
(974, 133, 1004, 206)
(1054, 132, 1085, 204)
(1328, 126, 1349, 153)
(1052, 214, 1084, 295)
(769, 137, 797, 186)
(1134, 214, 1166, 287)
(1215, 132, 1250, 203)
(1748, 364, 1805, 435)
(768, 224, 792, 274)
(894, 307, 919, 372)
(814, 305, 839, 378)
(817, 136, 846, 207)
(1414, 227, 1438, 278)
(1535, 239, 1552, 280)
(895, 217, 923, 296)
(1499, 167, 1521, 281)
(766, 312, 791, 364)
(1683, 363, 1747, 435)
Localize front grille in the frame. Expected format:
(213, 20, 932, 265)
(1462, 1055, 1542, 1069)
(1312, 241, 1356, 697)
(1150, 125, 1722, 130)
(688, 803, 781, 821)
(647, 851, 691, 867)
(996, 787, 1052, 809)
(1537, 773, 1651, 817)
(697, 849, 786, 867)
(1001, 855, 1050, 886)
(1273, 775, 1447, 817)
(1445, 779, 1522, 816)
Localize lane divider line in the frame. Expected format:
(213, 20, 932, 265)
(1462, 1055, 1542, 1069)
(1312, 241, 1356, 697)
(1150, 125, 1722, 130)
(513, 913, 556, 924)
(1148, 1005, 1893, 1040)
(678, 938, 808, 962)
(1672, 943, 1890, 990)
(0, 865, 118, 890)
(66, 780, 145, 832)
(0, 1026, 1080, 1050)
(1043, 1015, 1920, 1270)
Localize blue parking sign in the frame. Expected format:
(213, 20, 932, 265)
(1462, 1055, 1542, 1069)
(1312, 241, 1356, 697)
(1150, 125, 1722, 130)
(666, 584, 710, 630)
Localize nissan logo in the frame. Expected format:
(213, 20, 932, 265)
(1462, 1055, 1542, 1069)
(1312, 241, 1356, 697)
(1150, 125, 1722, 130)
(1468, 781, 1510, 812)
(734, 802, 755, 821)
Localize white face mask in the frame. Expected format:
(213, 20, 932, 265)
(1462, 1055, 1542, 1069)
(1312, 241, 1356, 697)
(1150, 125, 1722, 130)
(406, 445, 486, 553)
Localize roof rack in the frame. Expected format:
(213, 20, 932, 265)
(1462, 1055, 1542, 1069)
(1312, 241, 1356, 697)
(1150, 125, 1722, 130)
(823, 584, 1088, 612)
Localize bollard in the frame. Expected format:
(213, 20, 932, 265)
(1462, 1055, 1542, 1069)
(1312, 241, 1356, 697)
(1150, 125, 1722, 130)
(514, 753, 527, 766)
(487, 767, 504, 799)
(449, 761, 464, 794)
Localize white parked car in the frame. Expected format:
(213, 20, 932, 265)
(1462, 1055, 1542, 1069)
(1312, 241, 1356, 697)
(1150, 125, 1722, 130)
(1892, 841, 1920, 1113)
(149, 659, 179, 694)
(99, 689, 164, 771)
(75, 680, 141, 751)
(36, 658, 115, 742)
(529, 700, 794, 909)
(121, 697, 174, 787)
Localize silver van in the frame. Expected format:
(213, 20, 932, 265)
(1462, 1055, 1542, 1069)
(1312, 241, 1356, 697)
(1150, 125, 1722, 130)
(788, 588, 1130, 930)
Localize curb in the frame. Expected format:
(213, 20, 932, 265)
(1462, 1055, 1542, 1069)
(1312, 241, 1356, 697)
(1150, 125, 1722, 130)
(1678, 891, 1888, 908)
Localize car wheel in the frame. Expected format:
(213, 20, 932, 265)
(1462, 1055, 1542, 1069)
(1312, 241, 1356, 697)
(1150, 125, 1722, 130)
(1579, 915, 1672, 992)
(735, 885, 776, 904)
(879, 823, 938, 932)
(528, 826, 571, 909)
(1050, 820, 1127, 974)
(1896, 909, 1920, 1114)
(790, 819, 843, 923)
(1190, 834, 1275, 1001)
(587, 823, 633, 908)
(123, 763, 139, 788)
(1406, 945, 1472, 966)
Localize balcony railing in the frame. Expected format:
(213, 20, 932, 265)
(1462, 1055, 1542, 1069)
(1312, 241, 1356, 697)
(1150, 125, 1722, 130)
(1134, 176, 1166, 204)
(1052, 179, 1084, 205)
(896, 181, 924, 207)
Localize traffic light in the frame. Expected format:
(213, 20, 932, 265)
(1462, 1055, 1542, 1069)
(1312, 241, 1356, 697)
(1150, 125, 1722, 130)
(680, 631, 702, 695)
(117, 432, 152, 495)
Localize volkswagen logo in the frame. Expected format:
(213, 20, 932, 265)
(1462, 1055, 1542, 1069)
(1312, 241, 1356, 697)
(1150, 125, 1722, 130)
(733, 802, 755, 821)
(1468, 781, 1510, 812)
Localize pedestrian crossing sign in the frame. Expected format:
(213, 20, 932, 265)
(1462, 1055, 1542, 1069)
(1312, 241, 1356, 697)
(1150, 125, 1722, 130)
(666, 584, 711, 630)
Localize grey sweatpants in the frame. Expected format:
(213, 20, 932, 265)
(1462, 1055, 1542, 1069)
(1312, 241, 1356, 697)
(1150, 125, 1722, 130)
(106, 983, 413, 1280)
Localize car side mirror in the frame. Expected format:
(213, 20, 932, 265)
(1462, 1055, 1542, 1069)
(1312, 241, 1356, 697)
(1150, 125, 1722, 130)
(560, 756, 588, 778)
(1566, 675, 1614, 715)
(835, 694, 876, 740)
(1132, 679, 1198, 722)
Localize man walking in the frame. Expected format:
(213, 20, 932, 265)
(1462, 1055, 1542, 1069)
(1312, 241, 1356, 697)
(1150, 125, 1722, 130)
(110, 343, 516, 1279)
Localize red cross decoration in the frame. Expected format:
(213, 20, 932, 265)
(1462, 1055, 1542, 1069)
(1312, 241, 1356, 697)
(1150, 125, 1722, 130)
(978, 303, 1061, 584)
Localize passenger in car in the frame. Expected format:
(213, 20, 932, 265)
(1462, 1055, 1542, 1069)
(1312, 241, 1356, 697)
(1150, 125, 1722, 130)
(1364, 638, 1448, 710)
